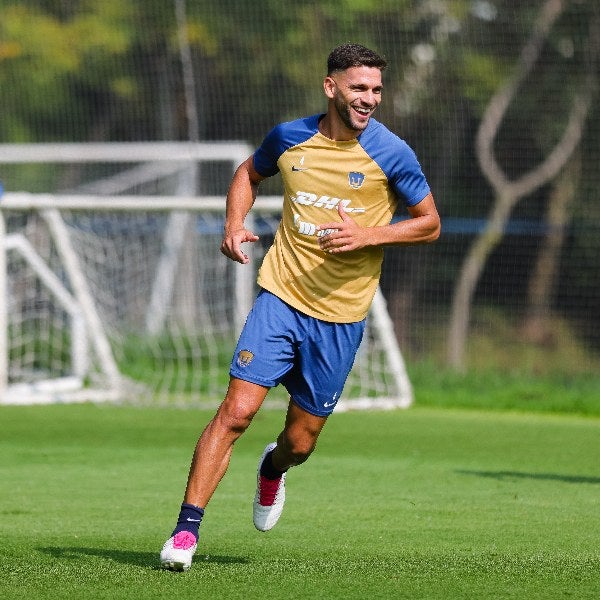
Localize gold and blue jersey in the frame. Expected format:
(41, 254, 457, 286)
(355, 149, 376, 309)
(254, 114, 430, 323)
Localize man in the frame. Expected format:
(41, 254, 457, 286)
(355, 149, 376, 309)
(160, 42, 440, 571)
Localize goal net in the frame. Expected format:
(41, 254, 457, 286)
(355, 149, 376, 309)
(0, 143, 412, 410)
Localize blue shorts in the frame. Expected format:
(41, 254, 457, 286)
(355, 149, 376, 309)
(229, 289, 366, 417)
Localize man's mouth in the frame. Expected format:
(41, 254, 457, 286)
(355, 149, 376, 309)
(352, 105, 372, 118)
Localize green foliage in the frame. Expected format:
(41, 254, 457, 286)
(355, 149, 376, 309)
(0, 2, 135, 141)
(411, 304, 600, 377)
(457, 51, 512, 111)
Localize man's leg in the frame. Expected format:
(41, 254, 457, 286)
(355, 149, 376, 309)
(253, 399, 328, 531)
(273, 399, 328, 470)
(184, 377, 269, 507)
(160, 377, 268, 570)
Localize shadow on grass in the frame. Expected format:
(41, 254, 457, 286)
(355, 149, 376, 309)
(38, 546, 249, 569)
(457, 469, 600, 485)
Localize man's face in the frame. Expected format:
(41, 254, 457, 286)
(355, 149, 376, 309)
(326, 66, 383, 133)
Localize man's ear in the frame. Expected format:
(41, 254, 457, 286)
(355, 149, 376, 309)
(323, 76, 336, 99)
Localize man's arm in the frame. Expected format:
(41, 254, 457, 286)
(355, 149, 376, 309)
(318, 192, 440, 254)
(220, 155, 266, 264)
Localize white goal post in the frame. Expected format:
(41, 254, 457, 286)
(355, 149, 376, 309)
(0, 143, 413, 409)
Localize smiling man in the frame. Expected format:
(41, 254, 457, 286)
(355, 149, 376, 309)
(324, 53, 383, 135)
(159, 43, 441, 572)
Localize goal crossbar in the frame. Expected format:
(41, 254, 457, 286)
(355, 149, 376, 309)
(0, 192, 283, 213)
(0, 142, 253, 164)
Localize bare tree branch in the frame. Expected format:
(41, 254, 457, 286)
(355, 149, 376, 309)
(475, 0, 565, 194)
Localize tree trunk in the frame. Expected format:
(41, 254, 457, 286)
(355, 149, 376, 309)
(520, 152, 580, 345)
(447, 192, 516, 369)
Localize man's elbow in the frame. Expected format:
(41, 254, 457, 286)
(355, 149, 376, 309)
(409, 193, 440, 243)
(423, 217, 441, 243)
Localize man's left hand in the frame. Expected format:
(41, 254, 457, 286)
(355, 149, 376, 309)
(317, 204, 368, 253)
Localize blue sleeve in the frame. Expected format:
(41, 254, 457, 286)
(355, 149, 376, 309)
(252, 116, 321, 178)
(387, 143, 431, 206)
(253, 124, 286, 178)
(360, 121, 431, 207)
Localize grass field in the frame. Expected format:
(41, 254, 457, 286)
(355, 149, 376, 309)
(0, 403, 598, 599)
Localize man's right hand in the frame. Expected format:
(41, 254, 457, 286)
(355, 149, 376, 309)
(220, 228, 259, 264)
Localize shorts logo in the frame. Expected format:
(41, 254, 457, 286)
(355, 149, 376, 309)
(348, 172, 365, 189)
(323, 392, 338, 408)
(237, 349, 254, 368)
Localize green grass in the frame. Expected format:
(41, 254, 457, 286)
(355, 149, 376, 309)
(410, 362, 600, 416)
(0, 404, 598, 599)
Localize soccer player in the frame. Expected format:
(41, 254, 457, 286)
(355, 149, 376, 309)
(160, 42, 440, 571)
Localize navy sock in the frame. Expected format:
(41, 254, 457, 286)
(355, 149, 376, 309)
(260, 450, 287, 480)
(171, 503, 204, 539)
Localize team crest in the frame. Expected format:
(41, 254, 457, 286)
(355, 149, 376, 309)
(348, 171, 365, 189)
(237, 349, 254, 368)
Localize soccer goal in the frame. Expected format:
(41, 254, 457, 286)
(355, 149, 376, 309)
(0, 143, 413, 409)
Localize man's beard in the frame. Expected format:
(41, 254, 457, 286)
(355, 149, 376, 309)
(334, 96, 369, 133)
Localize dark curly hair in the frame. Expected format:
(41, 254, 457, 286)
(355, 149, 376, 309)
(327, 43, 387, 75)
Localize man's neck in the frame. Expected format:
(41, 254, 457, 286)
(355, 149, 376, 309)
(318, 114, 359, 142)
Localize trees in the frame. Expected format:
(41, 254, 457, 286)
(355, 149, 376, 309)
(1, 1, 598, 367)
(447, 0, 599, 370)
(0, 2, 135, 141)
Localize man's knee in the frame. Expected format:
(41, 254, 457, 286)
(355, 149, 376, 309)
(213, 379, 268, 436)
(277, 429, 319, 466)
(214, 401, 256, 436)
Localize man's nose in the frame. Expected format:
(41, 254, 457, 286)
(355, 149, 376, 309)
(360, 91, 377, 106)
